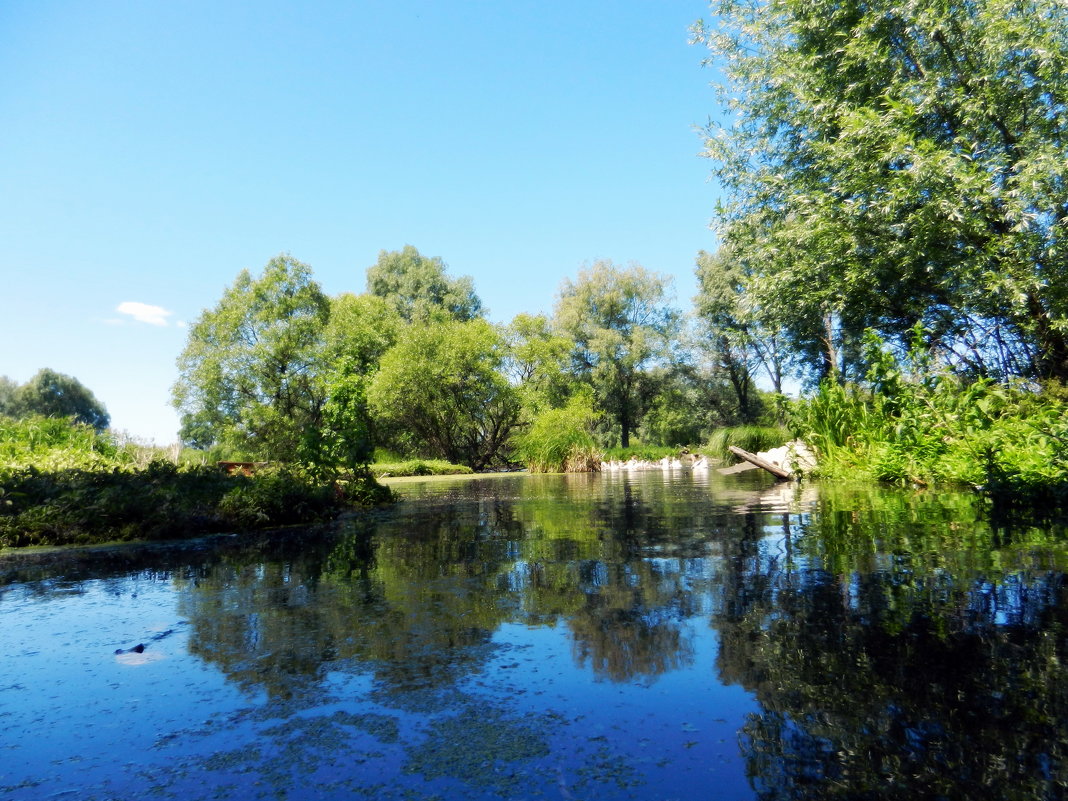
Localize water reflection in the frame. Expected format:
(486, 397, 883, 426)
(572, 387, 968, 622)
(3, 472, 1068, 799)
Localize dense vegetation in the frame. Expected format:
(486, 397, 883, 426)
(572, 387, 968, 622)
(6, 0, 1068, 535)
(689, 0, 1068, 504)
(171, 250, 779, 475)
(0, 369, 110, 431)
(0, 416, 392, 548)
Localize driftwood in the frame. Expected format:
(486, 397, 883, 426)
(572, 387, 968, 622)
(727, 445, 793, 480)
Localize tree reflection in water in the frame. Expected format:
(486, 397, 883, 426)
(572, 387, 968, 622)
(15, 472, 1063, 798)
(173, 473, 720, 698)
(716, 486, 1068, 799)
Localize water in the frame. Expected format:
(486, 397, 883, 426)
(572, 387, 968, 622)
(2, 470, 1067, 800)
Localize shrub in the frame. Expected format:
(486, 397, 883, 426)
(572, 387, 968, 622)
(0, 460, 392, 548)
(514, 392, 601, 473)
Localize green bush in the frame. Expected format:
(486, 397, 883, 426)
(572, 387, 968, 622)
(0, 460, 392, 549)
(790, 328, 1068, 510)
(514, 392, 601, 473)
(0, 415, 123, 470)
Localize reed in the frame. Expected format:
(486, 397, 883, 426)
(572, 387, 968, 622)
(705, 425, 790, 462)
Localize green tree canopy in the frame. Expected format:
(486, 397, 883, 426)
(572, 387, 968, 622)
(367, 319, 520, 470)
(554, 261, 680, 447)
(324, 293, 402, 373)
(0, 377, 20, 418)
(6, 369, 110, 431)
(695, 247, 787, 419)
(173, 254, 330, 459)
(505, 312, 576, 414)
(366, 245, 484, 323)
(694, 0, 1068, 381)
(313, 293, 405, 472)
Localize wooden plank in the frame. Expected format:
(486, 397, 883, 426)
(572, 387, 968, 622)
(727, 445, 792, 480)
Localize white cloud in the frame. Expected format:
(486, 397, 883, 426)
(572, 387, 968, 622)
(116, 301, 173, 326)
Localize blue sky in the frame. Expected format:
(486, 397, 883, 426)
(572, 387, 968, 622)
(1, 1, 724, 444)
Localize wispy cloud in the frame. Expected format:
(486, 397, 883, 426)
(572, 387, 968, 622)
(116, 301, 173, 326)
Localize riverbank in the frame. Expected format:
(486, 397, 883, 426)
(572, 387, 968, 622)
(0, 461, 392, 549)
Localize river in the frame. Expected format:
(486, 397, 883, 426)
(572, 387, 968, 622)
(1, 470, 1066, 800)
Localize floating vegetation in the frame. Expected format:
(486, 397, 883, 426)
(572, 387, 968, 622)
(403, 705, 550, 794)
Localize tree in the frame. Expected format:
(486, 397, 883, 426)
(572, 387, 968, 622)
(8, 369, 110, 430)
(366, 245, 484, 323)
(367, 319, 520, 470)
(324, 293, 402, 374)
(0, 376, 19, 418)
(505, 313, 576, 414)
(695, 248, 786, 419)
(173, 254, 330, 459)
(314, 293, 404, 470)
(554, 261, 680, 448)
(693, 0, 1068, 381)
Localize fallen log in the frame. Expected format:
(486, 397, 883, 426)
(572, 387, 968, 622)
(727, 445, 793, 480)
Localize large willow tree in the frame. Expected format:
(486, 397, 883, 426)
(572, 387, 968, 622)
(173, 255, 331, 458)
(694, 0, 1068, 381)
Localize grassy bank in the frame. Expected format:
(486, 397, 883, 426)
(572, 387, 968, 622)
(0, 416, 393, 549)
(371, 458, 473, 477)
(794, 371, 1068, 516)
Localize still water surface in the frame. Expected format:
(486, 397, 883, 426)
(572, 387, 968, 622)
(2, 470, 1067, 800)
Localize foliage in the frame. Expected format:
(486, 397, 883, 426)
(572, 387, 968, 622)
(705, 425, 790, 462)
(0, 460, 391, 548)
(554, 260, 680, 447)
(371, 459, 474, 477)
(791, 328, 1068, 508)
(0, 369, 110, 431)
(299, 293, 402, 473)
(0, 376, 17, 417)
(601, 444, 682, 462)
(173, 254, 330, 460)
(325, 292, 402, 373)
(694, 248, 787, 415)
(312, 362, 374, 476)
(505, 312, 577, 413)
(0, 415, 121, 471)
(694, 0, 1068, 381)
(367, 319, 521, 470)
(366, 245, 483, 323)
(514, 390, 601, 473)
(637, 368, 718, 446)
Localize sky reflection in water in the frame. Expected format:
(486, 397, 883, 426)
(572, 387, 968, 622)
(1, 470, 1067, 800)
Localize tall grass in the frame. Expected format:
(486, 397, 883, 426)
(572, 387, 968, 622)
(515, 394, 602, 473)
(705, 425, 790, 462)
(791, 329, 1068, 511)
(0, 415, 122, 470)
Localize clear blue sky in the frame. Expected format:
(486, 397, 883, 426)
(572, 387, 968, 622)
(1, 0, 725, 444)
